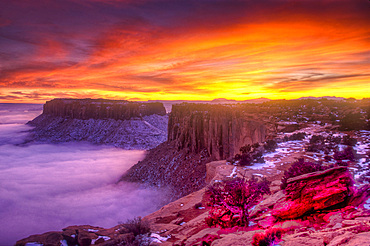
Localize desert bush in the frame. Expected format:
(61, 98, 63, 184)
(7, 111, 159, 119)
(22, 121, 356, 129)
(252, 227, 285, 246)
(234, 143, 264, 166)
(334, 146, 356, 161)
(281, 158, 324, 190)
(329, 136, 342, 144)
(240, 144, 252, 153)
(206, 177, 270, 228)
(239, 152, 253, 166)
(306, 143, 325, 153)
(264, 140, 277, 152)
(342, 135, 357, 146)
(252, 143, 260, 149)
(288, 132, 306, 141)
(119, 217, 150, 237)
(310, 135, 325, 144)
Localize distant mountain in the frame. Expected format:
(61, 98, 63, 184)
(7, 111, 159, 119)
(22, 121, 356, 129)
(297, 96, 346, 101)
(243, 98, 271, 103)
(211, 98, 237, 103)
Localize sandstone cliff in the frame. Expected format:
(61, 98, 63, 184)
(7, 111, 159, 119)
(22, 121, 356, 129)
(168, 103, 266, 159)
(123, 103, 267, 197)
(42, 98, 166, 120)
(27, 99, 168, 149)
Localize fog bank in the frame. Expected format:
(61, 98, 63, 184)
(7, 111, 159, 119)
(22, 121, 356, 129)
(0, 105, 169, 244)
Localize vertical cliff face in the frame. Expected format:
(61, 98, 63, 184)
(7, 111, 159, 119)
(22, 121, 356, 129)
(123, 103, 267, 198)
(168, 103, 266, 160)
(42, 98, 166, 120)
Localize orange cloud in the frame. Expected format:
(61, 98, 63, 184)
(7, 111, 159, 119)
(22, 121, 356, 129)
(1, 0, 369, 103)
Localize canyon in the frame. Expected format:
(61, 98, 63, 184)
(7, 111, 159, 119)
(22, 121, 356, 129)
(16, 98, 370, 245)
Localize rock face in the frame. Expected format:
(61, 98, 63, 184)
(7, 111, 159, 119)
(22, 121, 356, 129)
(272, 167, 353, 220)
(168, 103, 266, 160)
(42, 98, 166, 120)
(27, 99, 168, 149)
(123, 103, 267, 197)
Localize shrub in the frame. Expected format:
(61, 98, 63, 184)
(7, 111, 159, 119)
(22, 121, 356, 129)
(342, 135, 357, 146)
(310, 135, 325, 144)
(264, 140, 277, 152)
(252, 227, 285, 246)
(119, 217, 150, 236)
(334, 146, 356, 161)
(206, 177, 270, 228)
(289, 132, 306, 141)
(252, 143, 260, 149)
(239, 153, 253, 166)
(240, 144, 252, 153)
(234, 143, 264, 166)
(281, 158, 324, 190)
(329, 136, 342, 144)
(306, 143, 325, 153)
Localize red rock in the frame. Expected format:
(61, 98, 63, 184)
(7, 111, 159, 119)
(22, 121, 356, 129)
(40, 98, 166, 120)
(272, 167, 353, 220)
(211, 230, 262, 246)
(257, 215, 276, 229)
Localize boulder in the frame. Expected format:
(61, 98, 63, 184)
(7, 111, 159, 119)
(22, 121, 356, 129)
(273, 167, 353, 220)
(211, 230, 263, 246)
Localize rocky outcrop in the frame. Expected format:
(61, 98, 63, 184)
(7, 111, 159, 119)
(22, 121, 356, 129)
(42, 98, 166, 120)
(122, 142, 213, 198)
(123, 103, 267, 197)
(27, 99, 168, 149)
(272, 167, 353, 220)
(168, 103, 266, 160)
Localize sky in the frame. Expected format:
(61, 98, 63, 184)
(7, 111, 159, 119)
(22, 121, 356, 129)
(0, 0, 369, 103)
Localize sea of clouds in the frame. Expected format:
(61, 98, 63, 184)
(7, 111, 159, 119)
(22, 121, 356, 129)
(0, 104, 169, 244)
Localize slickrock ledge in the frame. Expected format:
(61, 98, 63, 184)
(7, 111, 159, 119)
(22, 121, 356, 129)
(272, 167, 354, 220)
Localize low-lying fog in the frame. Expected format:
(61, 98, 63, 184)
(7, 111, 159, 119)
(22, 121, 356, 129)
(0, 104, 169, 244)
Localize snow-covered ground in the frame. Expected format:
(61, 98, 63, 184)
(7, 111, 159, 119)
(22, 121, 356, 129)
(242, 124, 370, 181)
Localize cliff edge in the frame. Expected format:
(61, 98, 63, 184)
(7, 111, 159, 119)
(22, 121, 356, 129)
(122, 103, 267, 198)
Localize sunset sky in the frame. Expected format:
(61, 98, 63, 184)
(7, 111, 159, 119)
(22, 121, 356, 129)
(0, 0, 369, 103)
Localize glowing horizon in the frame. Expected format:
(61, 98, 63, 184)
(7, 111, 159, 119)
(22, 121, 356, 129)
(1, 0, 369, 103)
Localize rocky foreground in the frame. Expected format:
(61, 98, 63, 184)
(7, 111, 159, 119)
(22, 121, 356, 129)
(16, 159, 370, 246)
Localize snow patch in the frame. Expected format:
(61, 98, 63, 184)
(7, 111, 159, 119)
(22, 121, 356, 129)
(227, 167, 237, 178)
(92, 236, 110, 244)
